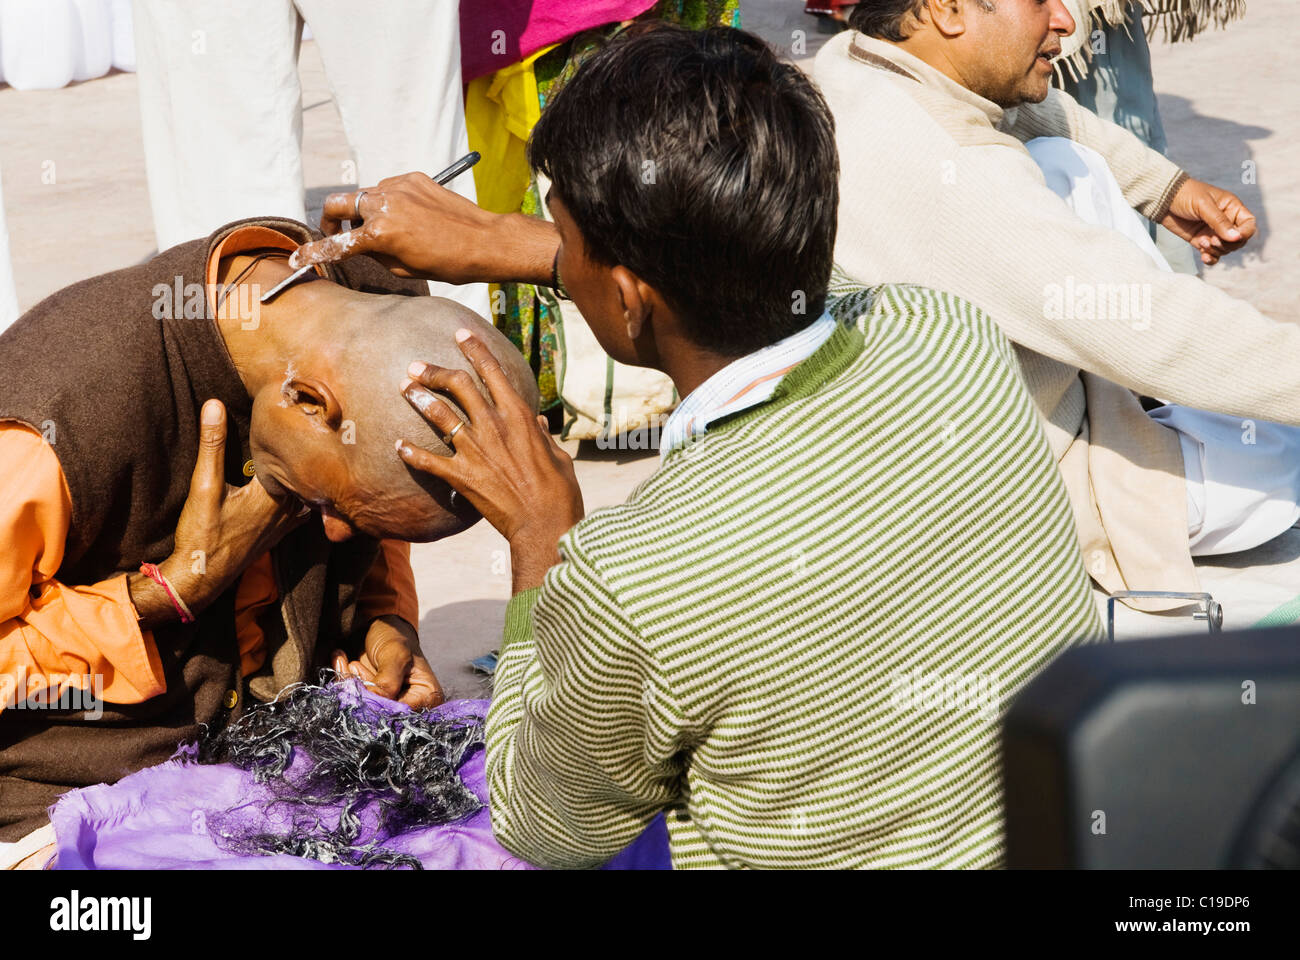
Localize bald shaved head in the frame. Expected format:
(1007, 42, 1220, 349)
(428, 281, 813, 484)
(220, 270, 538, 543)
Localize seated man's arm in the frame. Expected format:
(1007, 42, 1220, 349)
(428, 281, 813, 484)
(486, 535, 687, 870)
(1008, 87, 1186, 221)
(839, 138, 1300, 427)
(0, 423, 166, 711)
(1011, 89, 1256, 262)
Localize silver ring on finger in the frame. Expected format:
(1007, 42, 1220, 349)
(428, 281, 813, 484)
(353, 190, 368, 222)
(446, 420, 464, 445)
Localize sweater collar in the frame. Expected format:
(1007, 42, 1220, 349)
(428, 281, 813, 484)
(845, 33, 1011, 130)
(659, 313, 837, 461)
(197, 219, 331, 431)
(660, 318, 864, 462)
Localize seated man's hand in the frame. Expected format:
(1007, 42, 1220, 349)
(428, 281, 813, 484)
(1161, 177, 1258, 265)
(397, 329, 585, 594)
(128, 399, 306, 627)
(331, 615, 444, 710)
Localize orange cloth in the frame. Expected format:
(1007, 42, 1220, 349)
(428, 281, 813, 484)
(233, 540, 418, 677)
(355, 539, 418, 630)
(203, 224, 326, 311)
(232, 554, 278, 677)
(0, 423, 167, 709)
(0, 224, 420, 711)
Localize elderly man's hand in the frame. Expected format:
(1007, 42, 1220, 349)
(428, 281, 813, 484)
(129, 399, 307, 628)
(331, 615, 444, 710)
(1161, 177, 1258, 265)
(290, 172, 559, 287)
(397, 329, 585, 594)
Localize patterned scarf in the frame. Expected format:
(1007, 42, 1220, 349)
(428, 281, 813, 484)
(1059, 0, 1246, 81)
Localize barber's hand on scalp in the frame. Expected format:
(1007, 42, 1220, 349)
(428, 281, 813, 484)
(397, 329, 584, 594)
(290, 172, 557, 287)
(128, 399, 306, 628)
(1161, 177, 1258, 265)
(331, 615, 444, 710)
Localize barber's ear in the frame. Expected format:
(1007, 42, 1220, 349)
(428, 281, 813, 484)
(284, 377, 343, 430)
(611, 266, 652, 342)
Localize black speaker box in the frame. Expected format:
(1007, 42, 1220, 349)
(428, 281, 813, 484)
(1003, 627, 1300, 868)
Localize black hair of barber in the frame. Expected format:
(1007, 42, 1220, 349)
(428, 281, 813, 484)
(528, 23, 839, 357)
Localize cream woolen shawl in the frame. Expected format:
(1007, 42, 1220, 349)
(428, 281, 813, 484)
(815, 32, 1300, 603)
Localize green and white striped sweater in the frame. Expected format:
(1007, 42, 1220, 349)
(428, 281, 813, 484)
(486, 283, 1104, 869)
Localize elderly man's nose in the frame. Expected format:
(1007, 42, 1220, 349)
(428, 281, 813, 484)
(1049, 0, 1077, 36)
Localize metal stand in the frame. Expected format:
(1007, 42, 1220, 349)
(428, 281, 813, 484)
(1106, 590, 1224, 642)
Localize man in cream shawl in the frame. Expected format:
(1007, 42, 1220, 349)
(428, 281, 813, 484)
(816, 0, 1298, 613)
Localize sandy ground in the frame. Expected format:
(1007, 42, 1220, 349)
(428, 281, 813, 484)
(0, 3, 1294, 695)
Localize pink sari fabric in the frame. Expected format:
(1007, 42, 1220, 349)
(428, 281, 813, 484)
(459, 0, 657, 83)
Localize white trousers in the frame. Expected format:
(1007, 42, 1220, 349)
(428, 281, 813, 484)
(0, 163, 18, 334)
(1028, 136, 1300, 557)
(0, 823, 56, 870)
(133, 0, 487, 314)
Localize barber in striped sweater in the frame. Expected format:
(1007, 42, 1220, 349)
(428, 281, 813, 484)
(336, 25, 1104, 867)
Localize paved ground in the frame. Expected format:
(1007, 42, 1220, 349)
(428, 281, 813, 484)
(0, 3, 1293, 696)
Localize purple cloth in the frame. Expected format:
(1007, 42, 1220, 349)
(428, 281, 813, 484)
(48, 693, 669, 870)
(459, 0, 657, 83)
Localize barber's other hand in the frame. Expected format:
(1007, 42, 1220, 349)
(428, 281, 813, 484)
(290, 172, 558, 287)
(128, 399, 305, 627)
(397, 329, 584, 594)
(330, 615, 444, 710)
(1161, 177, 1257, 265)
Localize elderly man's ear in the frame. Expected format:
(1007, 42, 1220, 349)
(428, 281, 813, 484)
(284, 377, 343, 430)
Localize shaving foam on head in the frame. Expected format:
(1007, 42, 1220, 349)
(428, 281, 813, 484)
(279, 361, 301, 407)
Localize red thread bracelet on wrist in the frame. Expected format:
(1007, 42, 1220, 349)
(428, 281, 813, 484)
(139, 562, 196, 624)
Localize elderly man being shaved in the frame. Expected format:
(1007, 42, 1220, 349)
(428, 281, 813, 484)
(0, 218, 535, 862)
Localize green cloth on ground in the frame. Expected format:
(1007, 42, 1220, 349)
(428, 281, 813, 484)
(1252, 594, 1300, 629)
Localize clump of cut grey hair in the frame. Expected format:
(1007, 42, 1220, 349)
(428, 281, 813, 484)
(184, 673, 485, 869)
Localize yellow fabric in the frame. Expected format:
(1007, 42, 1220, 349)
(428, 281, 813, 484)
(465, 46, 555, 216)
